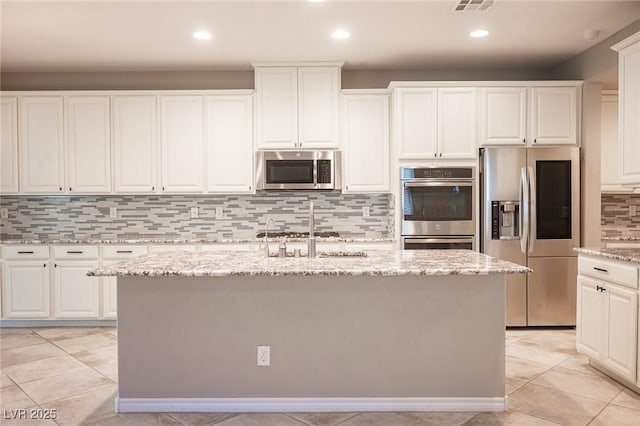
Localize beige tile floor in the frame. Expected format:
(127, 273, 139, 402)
(1, 327, 639, 425)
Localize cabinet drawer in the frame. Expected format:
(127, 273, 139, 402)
(102, 245, 148, 259)
(579, 256, 638, 289)
(3, 245, 49, 260)
(199, 244, 256, 252)
(149, 245, 198, 253)
(53, 246, 99, 259)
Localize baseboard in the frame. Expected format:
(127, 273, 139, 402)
(115, 396, 507, 413)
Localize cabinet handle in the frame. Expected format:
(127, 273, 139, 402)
(433, 153, 437, 158)
(162, 186, 165, 191)
(439, 153, 442, 158)
(523, 138, 526, 144)
(66, 250, 83, 254)
(533, 138, 537, 144)
(17, 251, 34, 254)
(69, 187, 72, 191)
(43, 263, 47, 268)
(116, 250, 133, 254)
(593, 267, 608, 273)
(54, 263, 58, 268)
(601, 287, 607, 292)
(249, 186, 252, 191)
(59, 187, 63, 191)
(152, 186, 155, 191)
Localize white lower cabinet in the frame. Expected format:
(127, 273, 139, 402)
(577, 255, 639, 384)
(52, 246, 100, 319)
(3, 261, 50, 318)
(101, 245, 148, 319)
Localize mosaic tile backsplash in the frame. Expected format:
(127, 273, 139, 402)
(0, 192, 394, 240)
(601, 193, 640, 237)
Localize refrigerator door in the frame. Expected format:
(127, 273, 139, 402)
(527, 147, 580, 257)
(481, 148, 527, 326)
(528, 256, 578, 326)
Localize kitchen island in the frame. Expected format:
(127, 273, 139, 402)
(90, 249, 529, 413)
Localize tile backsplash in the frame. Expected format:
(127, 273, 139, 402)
(601, 193, 640, 237)
(0, 192, 394, 240)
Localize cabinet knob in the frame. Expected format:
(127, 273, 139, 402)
(54, 263, 58, 268)
(523, 138, 526, 144)
(43, 263, 47, 268)
(533, 138, 537, 144)
(69, 187, 72, 191)
(439, 153, 442, 158)
(59, 187, 63, 191)
(249, 186, 252, 190)
(152, 186, 155, 191)
(162, 186, 165, 191)
(434, 153, 437, 158)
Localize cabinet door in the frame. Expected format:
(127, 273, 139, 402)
(603, 283, 638, 381)
(19, 96, 65, 193)
(0, 97, 19, 193)
(255, 67, 298, 149)
(600, 92, 620, 189)
(3, 261, 50, 318)
(298, 67, 340, 148)
(576, 276, 604, 360)
(529, 87, 577, 145)
(438, 88, 478, 159)
(480, 88, 527, 146)
(205, 95, 254, 193)
(113, 96, 157, 193)
(395, 88, 438, 159)
(53, 261, 100, 319)
(101, 261, 118, 320)
(618, 39, 640, 185)
(342, 93, 390, 193)
(65, 96, 111, 193)
(160, 96, 204, 193)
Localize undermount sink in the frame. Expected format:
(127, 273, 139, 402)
(267, 251, 368, 258)
(318, 251, 368, 258)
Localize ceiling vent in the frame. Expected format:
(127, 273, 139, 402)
(453, 0, 495, 12)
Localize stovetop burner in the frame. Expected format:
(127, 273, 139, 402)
(255, 231, 340, 239)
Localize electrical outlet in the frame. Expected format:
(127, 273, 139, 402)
(190, 206, 199, 219)
(109, 207, 117, 218)
(215, 207, 224, 220)
(362, 206, 370, 217)
(257, 345, 270, 366)
(630, 205, 637, 217)
(0, 208, 8, 219)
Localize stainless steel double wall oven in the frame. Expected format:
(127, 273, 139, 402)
(401, 167, 476, 250)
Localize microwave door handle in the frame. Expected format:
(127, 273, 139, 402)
(527, 166, 536, 253)
(520, 167, 529, 255)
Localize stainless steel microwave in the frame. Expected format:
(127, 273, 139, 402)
(257, 150, 341, 190)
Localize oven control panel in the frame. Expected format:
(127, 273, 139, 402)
(317, 160, 332, 184)
(401, 167, 474, 179)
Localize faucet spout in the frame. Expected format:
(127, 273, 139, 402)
(264, 217, 276, 257)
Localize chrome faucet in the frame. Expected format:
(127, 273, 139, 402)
(308, 201, 316, 258)
(264, 217, 276, 257)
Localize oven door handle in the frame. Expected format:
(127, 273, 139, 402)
(404, 238, 475, 244)
(403, 181, 473, 187)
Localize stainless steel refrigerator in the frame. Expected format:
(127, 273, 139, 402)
(480, 147, 580, 327)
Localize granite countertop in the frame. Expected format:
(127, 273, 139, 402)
(600, 235, 640, 241)
(0, 237, 395, 245)
(89, 249, 530, 277)
(575, 248, 640, 265)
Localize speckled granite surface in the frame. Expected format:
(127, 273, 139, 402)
(0, 237, 395, 245)
(575, 248, 640, 265)
(89, 250, 530, 277)
(600, 234, 640, 241)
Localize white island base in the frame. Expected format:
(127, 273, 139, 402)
(114, 273, 507, 413)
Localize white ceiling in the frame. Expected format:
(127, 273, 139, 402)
(1, 0, 640, 73)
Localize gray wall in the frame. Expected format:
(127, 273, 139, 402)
(551, 19, 640, 84)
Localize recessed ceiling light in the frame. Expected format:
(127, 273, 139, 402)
(331, 30, 350, 40)
(193, 31, 213, 40)
(583, 29, 600, 41)
(470, 29, 489, 38)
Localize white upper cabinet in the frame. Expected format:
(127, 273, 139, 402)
(0, 97, 19, 193)
(19, 96, 65, 193)
(298, 67, 340, 148)
(613, 31, 640, 186)
(529, 87, 577, 145)
(479, 85, 579, 146)
(394, 88, 438, 159)
(65, 96, 111, 193)
(112, 96, 157, 193)
(342, 92, 390, 193)
(480, 88, 527, 146)
(394, 87, 476, 159)
(438, 88, 477, 159)
(255, 65, 340, 149)
(205, 95, 254, 193)
(159, 96, 204, 193)
(600, 91, 625, 192)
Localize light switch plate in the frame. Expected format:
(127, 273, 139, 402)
(190, 207, 199, 219)
(215, 207, 224, 220)
(630, 205, 637, 217)
(257, 345, 270, 366)
(109, 207, 118, 218)
(362, 206, 370, 217)
(0, 208, 8, 219)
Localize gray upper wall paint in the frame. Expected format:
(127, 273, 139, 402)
(551, 19, 640, 83)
